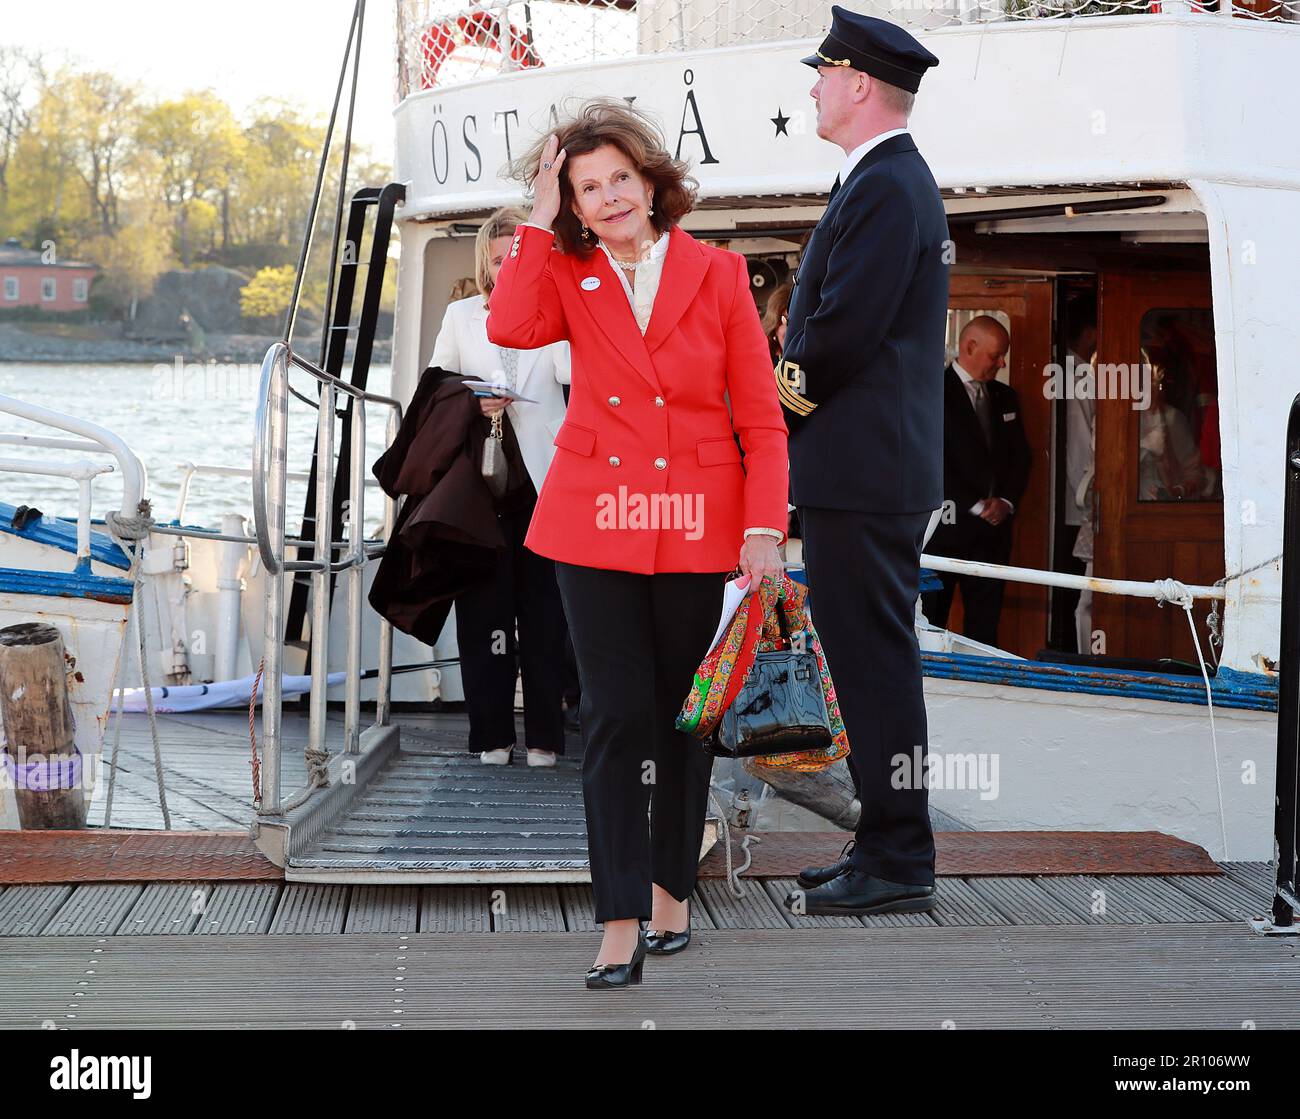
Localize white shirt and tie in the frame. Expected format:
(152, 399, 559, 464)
(953, 360, 1015, 518)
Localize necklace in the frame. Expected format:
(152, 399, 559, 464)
(604, 241, 654, 269)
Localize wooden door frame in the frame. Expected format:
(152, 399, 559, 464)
(947, 274, 1054, 657)
(1093, 269, 1222, 659)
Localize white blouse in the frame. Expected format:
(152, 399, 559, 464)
(595, 229, 671, 335)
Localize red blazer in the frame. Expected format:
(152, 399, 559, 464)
(487, 223, 789, 575)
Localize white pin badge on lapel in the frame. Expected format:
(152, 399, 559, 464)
(581, 276, 601, 291)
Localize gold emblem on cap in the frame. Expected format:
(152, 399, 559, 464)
(815, 49, 852, 67)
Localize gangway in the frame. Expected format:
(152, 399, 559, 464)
(247, 342, 592, 882)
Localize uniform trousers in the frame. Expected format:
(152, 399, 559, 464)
(799, 507, 936, 886)
(554, 562, 726, 923)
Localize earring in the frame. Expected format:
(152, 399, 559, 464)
(648, 206, 655, 217)
(581, 223, 590, 239)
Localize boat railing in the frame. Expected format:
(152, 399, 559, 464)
(918, 552, 1225, 603)
(0, 395, 147, 569)
(251, 341, 403, 816)
(1270, 392, 1299, 929)
(396, 0, 1299, 96)
(173, 461, 386, 529)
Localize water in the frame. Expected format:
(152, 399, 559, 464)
(0, 361, 396, 536)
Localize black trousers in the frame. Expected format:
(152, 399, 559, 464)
(454, 497, 567, 753)
(920, 513, 1014, 648)
(799, 507, 936, 887)
(554, 562, 726, 924)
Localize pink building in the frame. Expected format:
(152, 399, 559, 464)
(0, 238, 98, 312)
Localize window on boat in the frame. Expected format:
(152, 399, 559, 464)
(1135, 308, 1222, 504)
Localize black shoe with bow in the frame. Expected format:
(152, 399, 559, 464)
(795, 839, 856, 890)
(643, 898, 691, 955)
(585, 934, 647, 989)
(785, 868, 935, 917)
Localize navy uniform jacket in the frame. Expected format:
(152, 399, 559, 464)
(777, 133, 950, 513)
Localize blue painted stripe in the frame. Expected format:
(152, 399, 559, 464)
(0, 501, 131, 570)
(921, 652, 1276, 712)
(0, 565, 133, 604)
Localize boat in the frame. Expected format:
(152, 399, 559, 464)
(0, 0, 1297, 952)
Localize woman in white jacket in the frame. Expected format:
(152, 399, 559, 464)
(429, 207, 572, 767)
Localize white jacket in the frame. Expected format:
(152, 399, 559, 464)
(427, 294, 570, 493)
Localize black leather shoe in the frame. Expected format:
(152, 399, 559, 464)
(585, 935, 647, 989)
(643, 899, 691, 955)
(784, 869, 935, 917)
(795, 839, 856, 890)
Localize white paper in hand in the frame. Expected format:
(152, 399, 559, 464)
(463, 379, 538, 403)
(707, 575, 752, 653)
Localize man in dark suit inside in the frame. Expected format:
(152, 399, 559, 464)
(774, 7, 948, 917)
(921, 315, 1031, 648)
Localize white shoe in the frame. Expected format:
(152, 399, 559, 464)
(526, 749, 557, 768)
(479, 747, 513, 765)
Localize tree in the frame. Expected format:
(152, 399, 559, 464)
(137, 92, 243, 266)
(0, 47, 44, 216)
(62, 70, 138, 237)
(240, 265, 296, 322)
(82, 215, 172, 320)
(6, 83, 87, 254)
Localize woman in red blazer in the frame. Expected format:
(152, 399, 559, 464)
(487, 98, 788, 989)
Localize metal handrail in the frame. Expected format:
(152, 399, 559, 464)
(1272, 394, 1300, 928)
(175, 459, 383, 525)
(0, 392, 147, 519)
(252, 343, 402, 577)
(919, 553, 1227, 602)
(251, 341, 402, 815)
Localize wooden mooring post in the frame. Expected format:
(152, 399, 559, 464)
(0, 622, 86, 829)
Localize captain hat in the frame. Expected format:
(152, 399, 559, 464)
(801, 6, 940, 94)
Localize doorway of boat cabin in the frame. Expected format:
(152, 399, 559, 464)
(940, 265, 1222, 669)
(939, 275, 1053, 658)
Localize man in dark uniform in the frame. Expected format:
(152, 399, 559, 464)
(775, 7, 948, 916)
(921, 315, 1032, 648)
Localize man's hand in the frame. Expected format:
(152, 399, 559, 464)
(979, 498, 1013, 526)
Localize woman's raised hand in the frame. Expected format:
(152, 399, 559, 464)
(529, 134, 566, 231)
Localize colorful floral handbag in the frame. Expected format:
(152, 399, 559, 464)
(677, 574, 851, 771)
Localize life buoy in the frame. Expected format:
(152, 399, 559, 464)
(419, 9, 543, 88)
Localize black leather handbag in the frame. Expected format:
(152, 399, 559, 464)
(702, 604, 833, 759)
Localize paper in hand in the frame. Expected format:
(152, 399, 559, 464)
(463, 379, 537, 403)
(707, 575, 752, 653)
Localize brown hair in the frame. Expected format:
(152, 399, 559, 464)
(507, 97, 698, 257)
(475, 206, 531, 300)
(761, 281, 793, 342)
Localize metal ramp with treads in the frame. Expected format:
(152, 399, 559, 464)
(282, 744, 590, 883)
